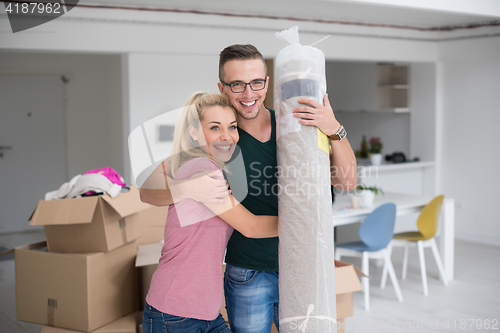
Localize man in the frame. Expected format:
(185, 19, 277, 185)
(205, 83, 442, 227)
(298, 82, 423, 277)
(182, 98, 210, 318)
(140, 44, 356, 333)
(217, 44, 356, 333)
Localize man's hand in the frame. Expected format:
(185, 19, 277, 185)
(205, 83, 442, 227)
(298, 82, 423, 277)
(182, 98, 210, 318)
(292, 94, 340, 136)
(170, 170, 230, 204)
(292, 93, 357, 190)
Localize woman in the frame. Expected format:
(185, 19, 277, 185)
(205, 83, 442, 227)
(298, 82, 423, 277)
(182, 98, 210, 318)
(142, 92, 278, 333)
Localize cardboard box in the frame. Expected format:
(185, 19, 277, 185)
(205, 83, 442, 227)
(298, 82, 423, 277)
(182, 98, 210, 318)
(335, 260, 365, 333)
(135, 206, 168, 246)
(40, 312, 137, 333)
(335, 260, 363, 319)
(16, 241, 139, 332)
(337, 318, 346, 333)
(135, 245, 362, 332)
(30, 186, 150, 253)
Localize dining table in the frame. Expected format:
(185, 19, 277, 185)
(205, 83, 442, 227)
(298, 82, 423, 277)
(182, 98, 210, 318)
(332, 192, 455, 281)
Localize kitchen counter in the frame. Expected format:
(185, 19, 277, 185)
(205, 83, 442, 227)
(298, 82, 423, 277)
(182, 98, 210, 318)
(355, 159, 435, 196)
(356, 159, 435, 172)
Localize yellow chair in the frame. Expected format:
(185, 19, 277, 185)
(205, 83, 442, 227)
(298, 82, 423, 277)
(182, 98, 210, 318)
(381, 195, 448, 296)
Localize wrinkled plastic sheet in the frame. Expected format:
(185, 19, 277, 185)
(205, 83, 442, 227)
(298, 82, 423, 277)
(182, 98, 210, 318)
(275, 26, 337, 333)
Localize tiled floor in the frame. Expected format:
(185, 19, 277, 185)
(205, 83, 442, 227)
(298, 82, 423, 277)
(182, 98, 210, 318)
(344, 240, 500, 332)
(1, 230, 499, 333)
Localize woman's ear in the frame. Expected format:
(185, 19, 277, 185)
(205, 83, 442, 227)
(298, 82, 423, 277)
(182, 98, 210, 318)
(189, 125, 198, 141)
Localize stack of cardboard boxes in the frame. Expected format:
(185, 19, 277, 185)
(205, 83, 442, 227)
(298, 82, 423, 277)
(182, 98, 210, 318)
(13, 186, 168, 333)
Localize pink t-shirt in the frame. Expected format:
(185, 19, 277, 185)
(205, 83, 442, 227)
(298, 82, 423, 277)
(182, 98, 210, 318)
(146, 157, 234, 320)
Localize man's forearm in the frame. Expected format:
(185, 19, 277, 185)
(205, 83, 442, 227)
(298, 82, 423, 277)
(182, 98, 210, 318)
(330, 138, 357, 190)
(140, 187, 174, 206)
(139, 161, 181, 206)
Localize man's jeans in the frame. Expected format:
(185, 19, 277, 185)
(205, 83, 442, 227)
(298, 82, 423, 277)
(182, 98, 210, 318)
(142, 303, 230, 333)
(224, 265, 279, 333)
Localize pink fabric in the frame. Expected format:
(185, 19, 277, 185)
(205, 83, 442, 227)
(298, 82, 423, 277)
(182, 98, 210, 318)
(146, 157, 234, 320)
(83, 167, 125, 195)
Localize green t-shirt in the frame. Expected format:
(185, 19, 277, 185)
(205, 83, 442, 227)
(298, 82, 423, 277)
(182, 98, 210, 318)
(224, 109, 279, 272)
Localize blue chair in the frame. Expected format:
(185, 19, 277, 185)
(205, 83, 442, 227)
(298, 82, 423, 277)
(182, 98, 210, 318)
(335, 203, 403, 310)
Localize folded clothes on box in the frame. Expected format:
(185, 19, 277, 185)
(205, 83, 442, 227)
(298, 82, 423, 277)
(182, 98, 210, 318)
(45, 167, 126, 200)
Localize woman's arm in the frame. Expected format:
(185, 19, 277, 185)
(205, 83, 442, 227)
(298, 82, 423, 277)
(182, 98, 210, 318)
(203, 197, 278, 239)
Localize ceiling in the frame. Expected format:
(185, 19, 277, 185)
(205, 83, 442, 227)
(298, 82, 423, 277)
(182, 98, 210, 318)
(81, 0, 500, 31)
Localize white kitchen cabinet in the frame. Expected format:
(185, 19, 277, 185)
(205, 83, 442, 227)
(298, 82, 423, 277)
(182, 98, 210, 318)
(327, 61, 409, 113)
(377, 63, 409, 112)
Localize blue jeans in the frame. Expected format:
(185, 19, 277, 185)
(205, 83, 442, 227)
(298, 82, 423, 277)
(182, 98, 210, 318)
(224, 265, 279, 333)
(142, 303, 231, 333)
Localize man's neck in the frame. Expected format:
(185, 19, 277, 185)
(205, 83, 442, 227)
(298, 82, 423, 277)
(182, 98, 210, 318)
(237, 106, 272, 143)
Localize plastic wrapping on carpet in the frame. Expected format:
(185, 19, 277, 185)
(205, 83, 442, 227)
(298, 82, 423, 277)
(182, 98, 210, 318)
(275, 26, 337, 333)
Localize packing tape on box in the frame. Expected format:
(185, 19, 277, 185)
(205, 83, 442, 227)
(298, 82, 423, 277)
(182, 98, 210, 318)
(119, 218, 127, 244)
(47, 298, 57, 326)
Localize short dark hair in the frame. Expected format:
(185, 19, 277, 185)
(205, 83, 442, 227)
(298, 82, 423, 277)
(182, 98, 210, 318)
(219, 44, 267, 81)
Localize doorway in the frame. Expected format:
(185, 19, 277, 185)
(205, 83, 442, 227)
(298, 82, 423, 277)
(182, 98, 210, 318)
(0, 75, 67, 233)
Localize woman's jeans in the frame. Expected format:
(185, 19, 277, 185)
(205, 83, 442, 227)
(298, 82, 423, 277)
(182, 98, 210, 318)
(224, 264, 280, 333)
(142, 303, 230, 333)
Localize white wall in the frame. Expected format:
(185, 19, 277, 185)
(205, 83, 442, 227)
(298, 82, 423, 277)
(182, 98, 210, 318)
(0, 52, 124, 178)
(410, 63, 437, 162)
(124, 53, 220, 184)
(127, 54, 220, 130)
(336, 112, 411, 158)
(439, 36, 500, 246)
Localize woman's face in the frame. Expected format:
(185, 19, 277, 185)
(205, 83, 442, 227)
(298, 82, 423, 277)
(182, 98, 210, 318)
(190, 105, 239, 163)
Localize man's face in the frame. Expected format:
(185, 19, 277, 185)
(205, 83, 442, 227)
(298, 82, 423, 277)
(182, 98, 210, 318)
(218, 59, 269, 121)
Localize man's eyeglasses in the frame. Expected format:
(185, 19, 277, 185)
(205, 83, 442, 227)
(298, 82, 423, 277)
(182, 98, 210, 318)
(221, 79, 267, 93)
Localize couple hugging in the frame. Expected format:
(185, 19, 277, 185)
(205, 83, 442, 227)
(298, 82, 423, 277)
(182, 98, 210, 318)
(139, 44, 356, 333)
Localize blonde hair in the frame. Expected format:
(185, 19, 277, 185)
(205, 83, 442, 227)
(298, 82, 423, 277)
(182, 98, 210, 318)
(170, 91, 236, 177)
